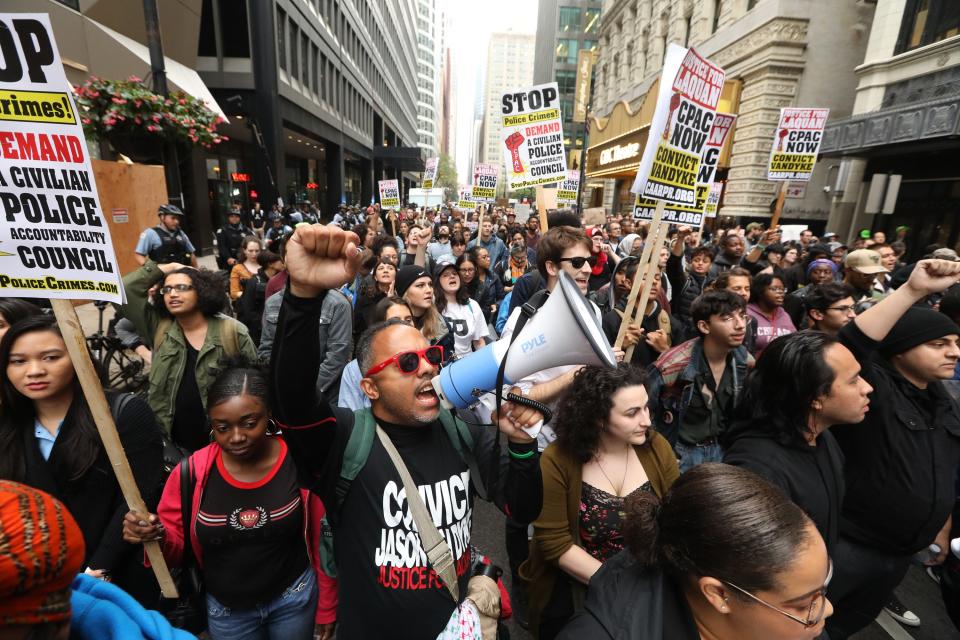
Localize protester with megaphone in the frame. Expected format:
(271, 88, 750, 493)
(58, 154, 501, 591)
(267, 224, 545, 638)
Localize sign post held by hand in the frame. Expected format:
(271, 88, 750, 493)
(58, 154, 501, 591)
(50, 300, 178, 597)
(0, 13, 176, 596)
(624, 219, 670, 362)
(615, 201, 664, 350)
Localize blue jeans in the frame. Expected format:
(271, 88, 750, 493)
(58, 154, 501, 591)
(675, 441, 723, 474)
(206, 567, 317, 640)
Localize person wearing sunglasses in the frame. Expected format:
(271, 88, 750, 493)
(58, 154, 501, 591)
(746, 273, 796, 357)
(558, 463, 833, 640)
(268, 224, 544, 639)
(803, 283, 857, 336)
(120, 260, 257, 451)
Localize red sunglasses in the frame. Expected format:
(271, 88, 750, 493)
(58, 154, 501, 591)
(364, 345, 444, 377)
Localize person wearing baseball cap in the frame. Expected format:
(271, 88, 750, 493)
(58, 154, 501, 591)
(843, 249, 888, 302)
(825, 258, 960, 638)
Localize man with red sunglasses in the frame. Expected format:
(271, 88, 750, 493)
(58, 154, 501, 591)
(269, 225, 544, 639)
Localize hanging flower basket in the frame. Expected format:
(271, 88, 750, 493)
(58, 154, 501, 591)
(73, 75, 228, 151)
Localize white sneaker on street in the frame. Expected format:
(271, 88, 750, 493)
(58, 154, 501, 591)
(883, 594, 921, 627)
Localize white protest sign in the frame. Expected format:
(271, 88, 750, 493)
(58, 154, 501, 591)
(0, 14, 125, 303)
(471, 163, 498, 203)
(500, 82, 567, 190)
(704, 182, 723, 217)
(767, 108, 830, 181)
(513, 202, 532, 223)
(632, 45, 725, 208)
(556, 170, 580, 205)
(378, 179, 400, 208)
(457, 186, 475, 212)
(422, 156, 438, 189)
(779, 224, 809, 243)
(635, 112, 736, 227)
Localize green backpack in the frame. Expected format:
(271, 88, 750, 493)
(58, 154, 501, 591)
(319, 406, 476, 577)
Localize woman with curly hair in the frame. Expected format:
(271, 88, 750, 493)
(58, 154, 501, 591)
(120, 259, 257, 451)
(520, 365, 679, 638)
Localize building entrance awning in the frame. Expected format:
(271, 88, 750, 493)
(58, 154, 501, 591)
(85, 19, 226, 121)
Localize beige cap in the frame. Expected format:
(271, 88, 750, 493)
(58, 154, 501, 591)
(844, 249, 888, 274)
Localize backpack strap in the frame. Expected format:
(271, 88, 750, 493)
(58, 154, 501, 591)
(333, 409, 378, 511)
(108, 392, 134, 422)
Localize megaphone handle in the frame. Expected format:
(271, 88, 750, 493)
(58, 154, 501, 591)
(505, 391, 553, 425)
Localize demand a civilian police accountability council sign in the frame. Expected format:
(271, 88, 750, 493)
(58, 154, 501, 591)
(500, 82, 567, 190)
(0, 13, 124, 303)
(632, 44, 725, 213)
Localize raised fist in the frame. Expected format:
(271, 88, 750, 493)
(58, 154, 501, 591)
(285, 225, 362, 297)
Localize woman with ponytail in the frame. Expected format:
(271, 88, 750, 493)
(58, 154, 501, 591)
(559, 464, 833, 640)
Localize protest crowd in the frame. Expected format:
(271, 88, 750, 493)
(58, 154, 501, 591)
(4, 194, 960, 640)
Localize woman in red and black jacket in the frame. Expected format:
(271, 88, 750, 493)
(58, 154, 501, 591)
(122, 366, 337, 640)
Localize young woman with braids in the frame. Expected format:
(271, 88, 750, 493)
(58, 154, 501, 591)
(559, 464, 833, 640)
(521, 365, 679, 639)
(121, 365, 337, 640)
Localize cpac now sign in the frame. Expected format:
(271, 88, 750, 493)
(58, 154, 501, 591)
(599, 143, 640, 166)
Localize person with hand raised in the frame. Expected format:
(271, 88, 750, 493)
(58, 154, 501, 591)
(268, 225, 545, 638)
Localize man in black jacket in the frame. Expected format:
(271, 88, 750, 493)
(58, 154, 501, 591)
(270, 225, 544, 639)
(215, 208, 253, 270)
(825, 259, 960, 639)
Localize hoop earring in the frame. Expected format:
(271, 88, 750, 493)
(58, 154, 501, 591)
(267, 418, 279, 435)
(208, 429, 215, 442)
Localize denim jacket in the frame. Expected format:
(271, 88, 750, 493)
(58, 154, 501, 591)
(645, 337, 753, 447)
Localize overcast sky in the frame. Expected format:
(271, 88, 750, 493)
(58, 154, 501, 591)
(447, 0, 539, 180)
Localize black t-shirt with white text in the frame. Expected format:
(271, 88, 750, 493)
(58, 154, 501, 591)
(334, 418, 472, 638)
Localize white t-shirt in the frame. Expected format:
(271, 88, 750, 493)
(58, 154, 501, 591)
(442, 298, 490, 358)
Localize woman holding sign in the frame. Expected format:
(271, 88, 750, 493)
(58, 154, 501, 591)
(0, 314, 164, 606)
(120, 260, 258, 451)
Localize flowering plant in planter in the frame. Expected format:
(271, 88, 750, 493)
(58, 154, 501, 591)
(73, 75, 228, 149)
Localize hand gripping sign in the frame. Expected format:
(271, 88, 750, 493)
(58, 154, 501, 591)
(500, 82, 568, 190)
(0, 13, 176, 597)
(631, 44, 726, 208)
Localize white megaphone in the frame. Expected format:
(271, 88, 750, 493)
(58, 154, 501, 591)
(431, 271, 617, 433)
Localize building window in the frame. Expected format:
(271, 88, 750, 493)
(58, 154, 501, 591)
(583, 39, 598, 52)
(897, 0, 960, 52)
(289, 22, 299, 80)
(712, 0, 721, 33)
(584, 8, 601, 34)
(556, 69, 576, 94)
(221, 0, 250, 57)
(301, 34, 310, 86)
(277, 8, 287, 70)
(198, 0, 217, 57)
(558, 7, 581, 32)
(556, 38, 579, 64)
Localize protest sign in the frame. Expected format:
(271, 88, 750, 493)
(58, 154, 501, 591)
(583, 207, 605, 226)
(500, 82, 567, 189)
(704, 181, 724, 217)
(422, 156, 438, 189)
(457, 186, 476, 212)
(0, 13, 176, 597)
(0, 15, 125, 303)
(634, 112, 736, 227)
(513, 202, 532, 223)
(557, 170, 580, 204)
(631, 45, 725, 208)
(378, 179, 400, 208)
(767, 108, 829, 181)
(471, 162, 498, 202)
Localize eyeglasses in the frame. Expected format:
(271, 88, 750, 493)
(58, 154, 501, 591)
(364, 345, 444, 377)
(556, 255, 598, 269)
(160, 284, 194, 295)
(722, 560, 832, 628)
(768, 287, 787, 293)
(826, 305, 856, 314)
(458, 267, 476, 274)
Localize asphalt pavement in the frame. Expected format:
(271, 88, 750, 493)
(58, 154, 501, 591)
(471, 498, 960, 639)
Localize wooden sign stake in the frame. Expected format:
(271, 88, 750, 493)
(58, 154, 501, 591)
(49, 299, 178, 598)
(769, 180, 789, 229)
(624, 220, 670, 362)
(615, 200, 665, 350)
